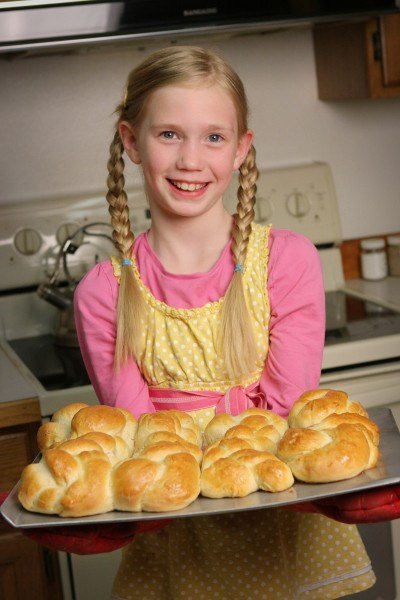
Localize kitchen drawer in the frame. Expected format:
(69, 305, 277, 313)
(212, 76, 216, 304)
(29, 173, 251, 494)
(0, 398, 41, 491)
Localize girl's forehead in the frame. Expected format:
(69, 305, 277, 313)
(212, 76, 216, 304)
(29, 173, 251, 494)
(150, 81, 233, 100)
(144, 83, 238, 120)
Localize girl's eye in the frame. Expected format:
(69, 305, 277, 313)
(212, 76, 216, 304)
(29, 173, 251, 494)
(161, 131, 176, 139)
(208, 134, 222, 143)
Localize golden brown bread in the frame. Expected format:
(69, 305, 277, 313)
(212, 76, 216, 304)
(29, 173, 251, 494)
(36, 402, 88, 450)
(19, 407, 201, 516)
(311, 412, 380, 446)
(139, 431, 203, 463)
(277, 389, 380, 483)
(135, 410, 202, 450)
(277, 423, 379, 483)
(203, 408, 288, 453)
(201, 437, 294, 498)
(287, 389, 368, 429)
(201, 409, 293, 498)
(113, 451, 200, 512)
(19, 390, 379, 514)
(37, 403, 137, 457)
(18, 438, 115, 517)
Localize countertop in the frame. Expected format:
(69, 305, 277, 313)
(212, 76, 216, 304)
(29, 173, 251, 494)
(342, 276, 400, 312)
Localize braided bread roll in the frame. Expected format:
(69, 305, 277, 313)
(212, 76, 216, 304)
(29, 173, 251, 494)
(113, 441, 200, 513)
(277, 389, 380, 483)
(139, 430, 203, 462)
(38, 403, 137, 458)
(287, 389, 368, 428)
(311, 412, 380, 446)
(18, 437, 116, 517)
(203, 408, 288, 453)
(201, 437, 294, 498)
(135, 410, 202, 450)
(19, 408, 201, 516)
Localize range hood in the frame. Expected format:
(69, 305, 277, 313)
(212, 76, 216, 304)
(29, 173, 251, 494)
(1, 0, 399, 54)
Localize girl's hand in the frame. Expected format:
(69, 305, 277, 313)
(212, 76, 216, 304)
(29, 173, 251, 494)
(285, 483, 400, 524)
(1, 491, 170, 555)
(21, 521, 140, 555)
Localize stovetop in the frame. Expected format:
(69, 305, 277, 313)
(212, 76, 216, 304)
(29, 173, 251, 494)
(325, 291, 400, 346)
(8, 334, 90, 391)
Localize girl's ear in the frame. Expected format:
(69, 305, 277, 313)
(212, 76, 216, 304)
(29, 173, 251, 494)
(118, 121, 142, 164)
(233, 130, 254, 171)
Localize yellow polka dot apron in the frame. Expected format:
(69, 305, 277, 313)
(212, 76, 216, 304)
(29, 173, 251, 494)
(111, 224, 375, 599)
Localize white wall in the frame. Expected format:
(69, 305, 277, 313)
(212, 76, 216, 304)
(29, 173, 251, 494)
(0, 28, 399, 239)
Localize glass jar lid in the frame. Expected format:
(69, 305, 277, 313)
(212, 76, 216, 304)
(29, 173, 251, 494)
(360, 238, 386, 251)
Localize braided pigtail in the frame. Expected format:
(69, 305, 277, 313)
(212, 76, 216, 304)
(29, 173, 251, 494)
(107, 131, 147, 369)
(219, 145, 259, 379)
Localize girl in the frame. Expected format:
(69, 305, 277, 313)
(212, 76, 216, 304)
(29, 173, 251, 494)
(74, 46, 376, 599)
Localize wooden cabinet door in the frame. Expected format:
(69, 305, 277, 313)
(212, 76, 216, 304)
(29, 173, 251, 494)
(0, 519, 63, 600)
(313, 13, 400, 99)
(0, 399, 63, 600)
(0, 527, 44, 599)
(380, 13, 400, 90)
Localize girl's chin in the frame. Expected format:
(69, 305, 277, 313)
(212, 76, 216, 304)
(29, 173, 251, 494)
(161, 199, 221, 220)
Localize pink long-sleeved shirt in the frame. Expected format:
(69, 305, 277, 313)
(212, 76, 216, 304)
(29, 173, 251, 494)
(74, 228, 325, 418)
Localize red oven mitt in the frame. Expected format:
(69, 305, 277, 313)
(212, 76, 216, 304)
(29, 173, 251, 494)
(0, 492, 170, 555)
(285, 483, 400, 524)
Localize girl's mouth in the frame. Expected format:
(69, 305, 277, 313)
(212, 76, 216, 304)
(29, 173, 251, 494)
(169, 180, 208, 192)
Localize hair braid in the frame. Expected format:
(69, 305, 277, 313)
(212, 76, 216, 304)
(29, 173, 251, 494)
(106, 131, 147, 369)
(107, 132, 135, 256)
(219, 145, 259, 380)
(232, 145, 258, 265)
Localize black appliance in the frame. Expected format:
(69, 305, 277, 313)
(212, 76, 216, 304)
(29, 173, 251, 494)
(1, 0, 399, 53)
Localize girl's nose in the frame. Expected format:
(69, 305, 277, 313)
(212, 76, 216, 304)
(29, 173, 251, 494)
(176, 140, 204, 171)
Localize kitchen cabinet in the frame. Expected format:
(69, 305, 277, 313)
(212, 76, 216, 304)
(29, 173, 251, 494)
(0, 398, 63, 600)
(313, 13, 400, 99)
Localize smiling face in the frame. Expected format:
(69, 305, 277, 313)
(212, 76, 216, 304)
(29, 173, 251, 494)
(119, 83, 253, 221)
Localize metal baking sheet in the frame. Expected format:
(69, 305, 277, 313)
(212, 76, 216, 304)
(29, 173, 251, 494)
(2, 407, 400, 529)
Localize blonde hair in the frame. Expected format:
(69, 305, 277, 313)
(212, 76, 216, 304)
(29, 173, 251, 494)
(107, 46, 259, 377)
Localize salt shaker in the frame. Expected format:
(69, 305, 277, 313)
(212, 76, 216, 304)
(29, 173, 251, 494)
(360, 238, 388, 281)
(387, 235, 400, 277)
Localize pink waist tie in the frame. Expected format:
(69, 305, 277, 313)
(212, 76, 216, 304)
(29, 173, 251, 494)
(149, 382, 267, 416)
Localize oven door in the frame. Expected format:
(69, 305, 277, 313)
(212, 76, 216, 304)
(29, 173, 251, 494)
(323, 362, 400, 600)
(322, 334, 400, 599)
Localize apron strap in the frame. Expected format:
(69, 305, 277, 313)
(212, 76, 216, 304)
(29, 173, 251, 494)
(149, 382, 266, 416)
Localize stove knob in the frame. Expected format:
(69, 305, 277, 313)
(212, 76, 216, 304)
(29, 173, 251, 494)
(56, 222, 83, 246)
(286, 191, 311, 218)
(14, 228, 42, 255)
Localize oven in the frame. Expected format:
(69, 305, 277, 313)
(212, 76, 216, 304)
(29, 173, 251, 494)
(0, 162, 399, 599)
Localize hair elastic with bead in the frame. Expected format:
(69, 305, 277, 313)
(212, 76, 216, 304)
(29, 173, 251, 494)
(121, 258, 132, 266)
(234, 263, 243, 273)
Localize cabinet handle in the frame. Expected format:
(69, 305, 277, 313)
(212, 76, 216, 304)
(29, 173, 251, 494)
(372, 31, 382, 61)
(43, 548, 55, 583)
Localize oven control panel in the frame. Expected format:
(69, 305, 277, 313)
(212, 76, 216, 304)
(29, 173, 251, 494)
(0, 187, 151, 291)
(225, 161, 342, 246)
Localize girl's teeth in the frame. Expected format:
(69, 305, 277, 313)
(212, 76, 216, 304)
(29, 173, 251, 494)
(173, 181, 205, 191)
